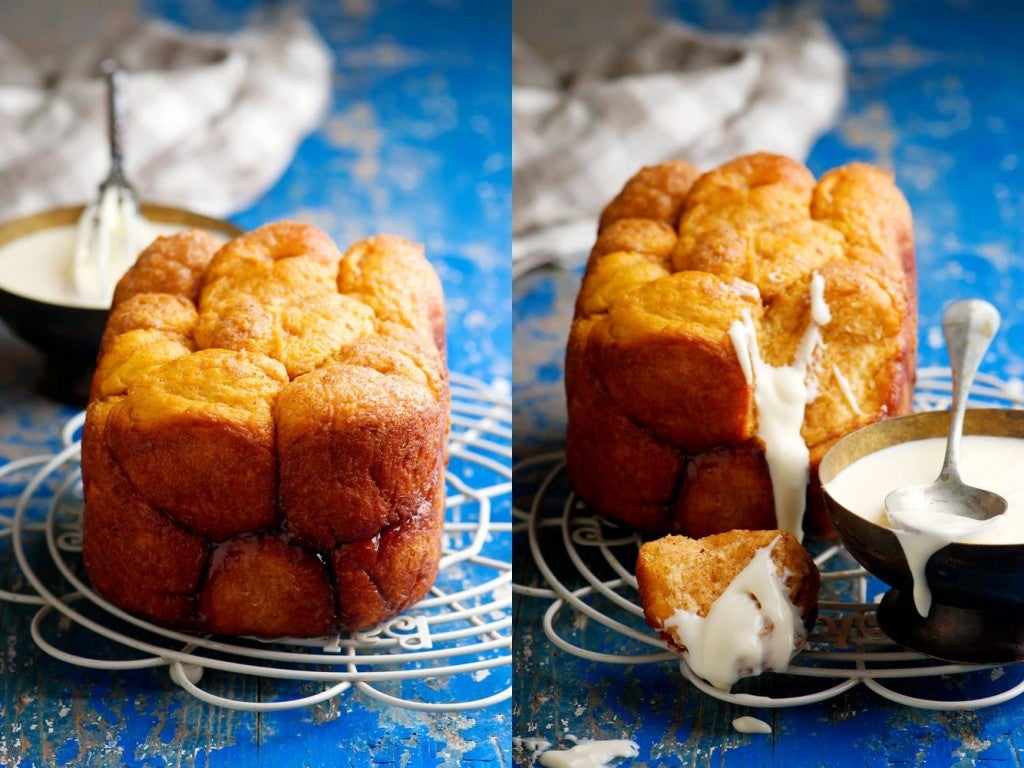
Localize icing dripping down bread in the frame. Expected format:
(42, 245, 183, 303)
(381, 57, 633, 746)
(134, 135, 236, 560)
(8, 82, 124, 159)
(565, 152, 917, 538)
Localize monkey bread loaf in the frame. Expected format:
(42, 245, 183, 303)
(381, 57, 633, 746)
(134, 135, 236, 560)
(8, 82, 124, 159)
(565, 152, 917, 539)
(81, 222, 449, 637)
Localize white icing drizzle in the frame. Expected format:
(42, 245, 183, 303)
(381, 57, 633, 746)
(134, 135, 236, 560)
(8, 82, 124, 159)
(537, 740, 640, 768)
(892, 528, 953, 617)
(729, 272, 831, 541)
(729, 277, 762, 300)
(730, 317, 755, 385)
(831, 364, 865, 416)
(892, 511, 1003, 615)
(809, 274, 832, 325)
(661, 536, 806, 691)
(732, 715, 773, 734)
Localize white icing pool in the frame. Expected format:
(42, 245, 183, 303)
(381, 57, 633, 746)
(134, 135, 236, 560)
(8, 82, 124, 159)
(0, 221, 195, 309)
(825, 434, 1024, 615)
(824, 435, 1024, 545)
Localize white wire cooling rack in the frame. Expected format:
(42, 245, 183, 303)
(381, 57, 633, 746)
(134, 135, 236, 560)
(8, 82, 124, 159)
(512, 367, 1024, 711)
(0, 371, 512, 712)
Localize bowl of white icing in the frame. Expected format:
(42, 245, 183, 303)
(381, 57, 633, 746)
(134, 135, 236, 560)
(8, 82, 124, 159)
(819, 408, 1024, 663)
(0, 204, 239, 404)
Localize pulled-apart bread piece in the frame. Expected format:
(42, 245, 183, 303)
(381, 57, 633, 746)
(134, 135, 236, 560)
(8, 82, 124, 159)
(81, 221, 449, 637)
(635, 530, 820, 690)
(566, 152, 916, 538)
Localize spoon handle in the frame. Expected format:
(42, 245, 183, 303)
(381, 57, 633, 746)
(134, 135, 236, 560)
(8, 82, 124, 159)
(940, 299, 1000, 483)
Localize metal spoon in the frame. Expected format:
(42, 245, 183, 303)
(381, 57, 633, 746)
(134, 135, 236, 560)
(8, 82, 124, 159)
(884, 299, 1007, 533)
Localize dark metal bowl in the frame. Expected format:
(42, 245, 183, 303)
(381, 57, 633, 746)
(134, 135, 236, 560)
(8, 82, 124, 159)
(0, 205, 240, 404)
(819, 408, 1024, 664)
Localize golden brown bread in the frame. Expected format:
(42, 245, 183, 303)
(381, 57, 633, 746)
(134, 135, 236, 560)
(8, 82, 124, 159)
(635, 529, 820, 653)
(566, 152, 916, 538)
(111, 229, 223, 307)
(81, 221, 449, 637)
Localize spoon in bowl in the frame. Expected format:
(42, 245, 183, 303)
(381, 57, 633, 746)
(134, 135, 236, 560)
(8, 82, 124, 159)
(884, 299, 1008, 535)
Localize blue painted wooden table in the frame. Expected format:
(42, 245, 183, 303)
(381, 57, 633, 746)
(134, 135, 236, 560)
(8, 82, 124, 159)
(513, 1, 1024, 765)
(0, 1, 511, 766)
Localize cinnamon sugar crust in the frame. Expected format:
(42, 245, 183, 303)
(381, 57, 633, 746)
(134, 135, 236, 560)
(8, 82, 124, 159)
(82, 222, 449, 637)
(566, 152, 916, 537)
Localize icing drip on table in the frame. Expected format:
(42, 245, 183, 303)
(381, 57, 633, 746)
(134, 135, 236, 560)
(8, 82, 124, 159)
(536, 739, 641, 767)
(512, 737, 553, 765)
(661, 536, 806, 691)
(732, 715, 772, 734)
(729, 272, 831, 541)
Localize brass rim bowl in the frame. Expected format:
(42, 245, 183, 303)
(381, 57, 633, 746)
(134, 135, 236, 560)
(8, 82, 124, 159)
(0, 204, 241, 404)
(819, 408, 1024, 663)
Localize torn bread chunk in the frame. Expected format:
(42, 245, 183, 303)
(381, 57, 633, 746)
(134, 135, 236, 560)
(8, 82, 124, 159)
(636, 529, 820, 690)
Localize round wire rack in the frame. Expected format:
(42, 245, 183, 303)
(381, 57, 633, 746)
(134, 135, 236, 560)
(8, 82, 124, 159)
(513, 367, 1024, 711)
(0, 371, 512, 712)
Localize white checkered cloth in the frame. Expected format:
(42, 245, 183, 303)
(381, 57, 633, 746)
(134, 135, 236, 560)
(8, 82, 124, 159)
(513, 15, 847, 278)
(0, 13, 331, 221)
